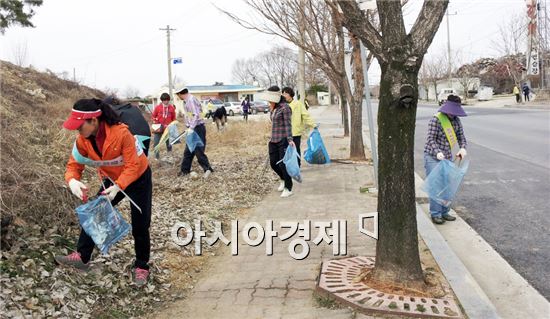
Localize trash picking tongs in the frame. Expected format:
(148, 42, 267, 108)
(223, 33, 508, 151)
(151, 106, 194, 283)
(96, 168, 142, 214)
(169, 130, 187, 146)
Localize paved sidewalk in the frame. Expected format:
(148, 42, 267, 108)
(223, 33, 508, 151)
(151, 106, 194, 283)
(155, 106, 379, 319)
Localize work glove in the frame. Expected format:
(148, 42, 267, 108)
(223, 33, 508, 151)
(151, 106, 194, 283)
(456, 148, 467, 159)
(68, 178, 88, 201)
(101, 184, 120, 201)
(186, 128, 194, 134)
(436, 152, 445, 161)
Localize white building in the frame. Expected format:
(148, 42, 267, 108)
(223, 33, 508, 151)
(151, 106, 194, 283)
(317, 92, 330, 105)
(419, 77, 481, 101)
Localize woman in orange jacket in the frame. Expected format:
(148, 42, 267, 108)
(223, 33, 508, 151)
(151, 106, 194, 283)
(55, 98, 152, 287)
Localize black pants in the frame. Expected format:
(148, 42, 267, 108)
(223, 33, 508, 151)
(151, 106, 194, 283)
(524, 93, 530, 102)
(269, 140, 293, 191)
(293, 135, 302, 167)
(77, 167, 152, 270)
(515, 94, 521, 103)
(153, 132, 172, 159)
(180, 124, 213, 174)
(214, 116, 226, 131)
(243, 112, 248, 122)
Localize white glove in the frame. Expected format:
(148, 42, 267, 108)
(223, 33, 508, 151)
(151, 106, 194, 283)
(456, 148, 467, 159)
(436, 152, 445, 161)
(101, 184, 120, 201)
(68, 178, 88, 201)
(186, 128, 194, 134)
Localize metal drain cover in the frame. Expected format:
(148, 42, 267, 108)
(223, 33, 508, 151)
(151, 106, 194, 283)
(316, 257, 463, 318)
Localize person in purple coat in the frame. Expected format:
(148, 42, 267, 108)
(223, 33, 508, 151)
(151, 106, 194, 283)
(241, 97, 251, 122)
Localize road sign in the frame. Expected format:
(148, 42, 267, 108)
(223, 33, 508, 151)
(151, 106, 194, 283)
(173, 57, 182, 64)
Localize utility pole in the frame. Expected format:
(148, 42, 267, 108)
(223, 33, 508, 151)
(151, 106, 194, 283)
(446, 9, 453, 87)
(297, 0, 306, 102)
(297, 49, 306, 102)
(73, 68, 76, 83)
(445, 8, 458, 89)
(159, 25, 176, 100)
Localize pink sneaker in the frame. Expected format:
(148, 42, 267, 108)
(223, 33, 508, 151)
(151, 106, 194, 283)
(133, 267, 150, 287)
(54, 252, 90, 271)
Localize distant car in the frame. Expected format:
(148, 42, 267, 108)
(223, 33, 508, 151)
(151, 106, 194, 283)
(224, 102, 242, 116)
(250, 101, 269, 114)
(437, 88, 464, 106)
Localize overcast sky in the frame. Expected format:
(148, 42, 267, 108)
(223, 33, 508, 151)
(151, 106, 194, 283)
(1, 0, 527, 97)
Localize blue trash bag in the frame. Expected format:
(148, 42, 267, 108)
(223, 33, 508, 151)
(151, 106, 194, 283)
(75, 196, 131, 255)
(186, 131, 204, 153)
(421, 159, 470, 208)
(304, 128, 331, 164)
(168, 124, 181, 145)
(279, 145, 302, 183)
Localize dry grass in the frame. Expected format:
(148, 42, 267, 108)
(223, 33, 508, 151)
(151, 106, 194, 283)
(1, 61, 105, 234)
(207, 119, 272, 156)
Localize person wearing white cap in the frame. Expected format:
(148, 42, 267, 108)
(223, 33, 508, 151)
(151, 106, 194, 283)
(174, 87, 213, 178)
(258, 86, 296, 198)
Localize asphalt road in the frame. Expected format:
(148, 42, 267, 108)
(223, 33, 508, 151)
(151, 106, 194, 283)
(362, 102, 550, 299)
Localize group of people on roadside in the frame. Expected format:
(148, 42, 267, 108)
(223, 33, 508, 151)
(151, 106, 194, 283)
(152, 88, 214, 178)
(54, 84, 315, 286)
(55, 87, 213, 286)
(513, 83, 532, 103)
(259, 86, 316, 198)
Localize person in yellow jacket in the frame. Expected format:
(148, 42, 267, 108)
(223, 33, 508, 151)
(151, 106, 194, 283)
(205, 99, 215, 117)
(512, 84, 521, 104)
(282, 87, 316, 166)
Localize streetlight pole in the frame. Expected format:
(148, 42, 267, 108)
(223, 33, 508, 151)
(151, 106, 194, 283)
(360, 42, 378, 189)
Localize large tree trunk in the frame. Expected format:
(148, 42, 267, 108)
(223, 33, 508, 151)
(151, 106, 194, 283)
(335, 0, 449, 290)
(348, 99, 365, 160)
(372, 61, 424, 287)
(348, 34, 366, 160)
(338, 90, 350, 137)
(433, 81, 439, 103)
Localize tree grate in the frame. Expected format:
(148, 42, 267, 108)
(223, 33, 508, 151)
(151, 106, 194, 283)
(316, 256, 463, 318)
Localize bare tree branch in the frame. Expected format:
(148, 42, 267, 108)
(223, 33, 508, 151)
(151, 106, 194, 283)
(409, 0, 449, 55)
(332, 0, 383, 60)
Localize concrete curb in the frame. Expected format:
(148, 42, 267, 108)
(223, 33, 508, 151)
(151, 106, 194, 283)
(415, 173, 550, 319)
(415, 202, 501, 319)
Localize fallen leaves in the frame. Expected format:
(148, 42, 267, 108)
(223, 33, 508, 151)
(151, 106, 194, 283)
(1, 120, 277, 318)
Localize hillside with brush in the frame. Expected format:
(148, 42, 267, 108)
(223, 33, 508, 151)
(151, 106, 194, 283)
(1, 61, 105, 238)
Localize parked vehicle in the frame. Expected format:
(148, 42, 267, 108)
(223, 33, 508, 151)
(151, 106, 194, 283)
(224, 102, 242, 116)
(250, 101, 269, 114)
(437, 88, 464, 105)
